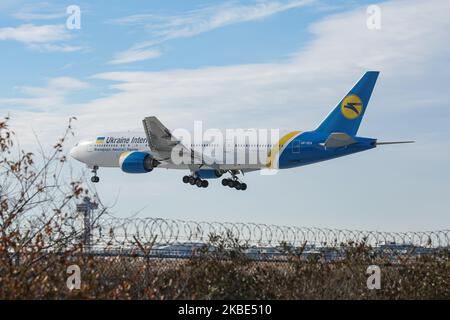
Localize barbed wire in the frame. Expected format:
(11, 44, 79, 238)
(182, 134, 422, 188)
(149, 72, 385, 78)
(90, 217, 450, 249)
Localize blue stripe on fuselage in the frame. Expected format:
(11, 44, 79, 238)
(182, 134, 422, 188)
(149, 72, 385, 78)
(278, 131, 376, 169)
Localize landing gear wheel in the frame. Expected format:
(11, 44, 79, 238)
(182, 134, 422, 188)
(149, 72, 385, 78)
(189, 176, 196, 185)
(196, 179, 203, 187)
(91, 165, 100, 183)
(201, 180, 209, 188)
(220, 170, 248, 190)
(182, 176, 189, 184)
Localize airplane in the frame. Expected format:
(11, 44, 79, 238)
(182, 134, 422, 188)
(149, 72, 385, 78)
(70, 71, 413, 191)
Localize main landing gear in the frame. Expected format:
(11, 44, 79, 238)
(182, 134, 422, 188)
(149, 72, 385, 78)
(221, 178, 247, 191)
(182, 175, 209, 188)
(91, 165, 100, 183)
(221, 170, 247, 191)
(182, 170, 247, 190)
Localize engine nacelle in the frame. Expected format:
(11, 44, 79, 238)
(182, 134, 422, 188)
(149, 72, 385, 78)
(119, 151, 157, 174)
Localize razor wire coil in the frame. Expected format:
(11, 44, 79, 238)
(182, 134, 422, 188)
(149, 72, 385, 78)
(90, 217, 450, 249)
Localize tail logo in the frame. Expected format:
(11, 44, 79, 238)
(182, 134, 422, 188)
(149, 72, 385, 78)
(341, 94, 363, 120)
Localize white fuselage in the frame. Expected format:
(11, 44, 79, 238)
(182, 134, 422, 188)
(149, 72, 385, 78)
(70, 131, 279, 170)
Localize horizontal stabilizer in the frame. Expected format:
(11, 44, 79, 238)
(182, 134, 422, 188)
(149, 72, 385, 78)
(324, 132, 357, 148)
(376, 141, 415, 145)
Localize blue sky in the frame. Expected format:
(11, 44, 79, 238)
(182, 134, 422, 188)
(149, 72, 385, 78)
(1, 0, 449, 232)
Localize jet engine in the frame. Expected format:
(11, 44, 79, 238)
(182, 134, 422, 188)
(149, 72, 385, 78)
(119, 151, 158, 173)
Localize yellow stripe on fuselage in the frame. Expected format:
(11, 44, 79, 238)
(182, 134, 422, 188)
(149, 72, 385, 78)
(266, 131, 301, 168)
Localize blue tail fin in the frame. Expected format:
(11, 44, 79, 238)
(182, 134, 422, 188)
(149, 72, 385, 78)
(316, 71, 379, 136)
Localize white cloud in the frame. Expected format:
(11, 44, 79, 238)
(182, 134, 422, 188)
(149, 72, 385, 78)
(48, 77, 90, 90)
(110, 0, 314, 64)
(29, 43, 85, 53)
(116, 0, 313, 39)
(0, 77, 89, 111)
(11, 2, 66, 20)
(0, 24, 69, 43)
(0, 23, 85, 52)
(109, 49, 162, 65)
(13, 11, 65, 20)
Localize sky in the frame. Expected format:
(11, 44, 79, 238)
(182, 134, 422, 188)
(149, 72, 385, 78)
(0, 0, 449, 232)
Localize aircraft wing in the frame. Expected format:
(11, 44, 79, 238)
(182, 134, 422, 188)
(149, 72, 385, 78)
(142, 116, 217, 168)
(142, 116, 179, 160)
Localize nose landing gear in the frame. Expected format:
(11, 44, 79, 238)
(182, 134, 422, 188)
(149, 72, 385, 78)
(90, 166, 100, 183)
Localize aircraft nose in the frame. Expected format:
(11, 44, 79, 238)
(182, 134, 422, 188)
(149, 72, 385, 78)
(70, 146, 79, 160)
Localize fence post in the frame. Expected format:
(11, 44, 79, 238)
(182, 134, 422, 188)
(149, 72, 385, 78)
(76, 196, 98, 254)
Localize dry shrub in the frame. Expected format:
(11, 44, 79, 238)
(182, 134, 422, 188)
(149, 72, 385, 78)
(0, 116, 99, 299)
